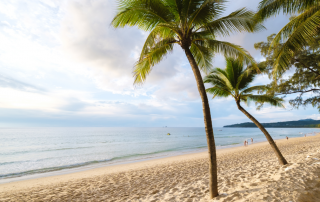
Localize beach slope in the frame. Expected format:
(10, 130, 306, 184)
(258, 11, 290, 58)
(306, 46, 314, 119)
(1, 135, 320, 201)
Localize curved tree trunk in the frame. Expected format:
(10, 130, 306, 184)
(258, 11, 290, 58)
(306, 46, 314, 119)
(236, 101, 288, 165)
(183, 47, 218, 198)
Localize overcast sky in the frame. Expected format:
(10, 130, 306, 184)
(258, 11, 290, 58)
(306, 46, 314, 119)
(0, 0, 318, 127)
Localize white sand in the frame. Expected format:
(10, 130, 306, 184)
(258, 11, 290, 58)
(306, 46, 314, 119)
(1, 135, 320, 201)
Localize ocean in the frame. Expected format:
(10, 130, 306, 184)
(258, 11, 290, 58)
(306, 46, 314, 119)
(0, 127, 318, 183)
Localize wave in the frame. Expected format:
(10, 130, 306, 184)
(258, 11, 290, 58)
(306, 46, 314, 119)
(279, 134, 303, 137)
(0, 146, 208, 179)
(0, 158, 113, 179)
(1, 146, 93, 156)
(218, 142, 241, 147)
(215, 135, 261, 138)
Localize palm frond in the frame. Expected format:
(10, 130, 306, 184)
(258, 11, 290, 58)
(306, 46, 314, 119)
(241, 85, 269, 94)
(204, 57, 284, 111)
(203, 40, 258, 70)
(140, 26, 177, 61)
(190, 42, 214, 73)
(157, 22, 182, 37)
(112, 0, 174, 31)
(235, 69, 256, 91)
(206, 86, 232, 98)
(191, 30, 215, 40)
(188, 0, 225, 29)
(256, 0, 317, 21)
(133, 38, 177, 84)
(245, 94, 285, 108)
(225, 57, 246, 89)
(208, 68, 234, 90)
(271, 8, 320, 77)
(161, 0, 182, 22)
(200, 8, 265, 37)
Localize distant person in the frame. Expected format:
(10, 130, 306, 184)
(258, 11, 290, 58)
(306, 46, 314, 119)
(286, 136, 289, 140)
(305, 134, 306, 137)
(244, 140, 247, 147)
(251, 138, 253, 144)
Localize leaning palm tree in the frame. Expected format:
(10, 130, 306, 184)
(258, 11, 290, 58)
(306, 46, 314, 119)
(256, 0, 320, 78)
(204, 58, 288, 165)
(112, 0, 263, 198)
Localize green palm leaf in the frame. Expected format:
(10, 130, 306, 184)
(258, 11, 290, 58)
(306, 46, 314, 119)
(256, 0, 320, 78)
(190, 42, 213, 73)
(204, 57, 288, 166)
(204, 57, 284, 108)
(245, 94, 284, 108)
(271, 8, 320, 77)
(134, 38, 176, 84)
(206, 86, 232, 98)
(241, 85, 269, 94)
(200, 8, 265, 37)
(203, 39, 258, 70)
(257, 0, 316, 20)
(112, 0, 173, 31)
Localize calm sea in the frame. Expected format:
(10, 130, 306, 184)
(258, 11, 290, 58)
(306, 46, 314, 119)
(0, 127, 318, 182)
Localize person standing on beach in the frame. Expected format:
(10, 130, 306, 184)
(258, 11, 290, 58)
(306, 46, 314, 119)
(244, 140, 247, 147)
(251, 138, 253, 144)
(286, 136, 289, 140)
(305, 134, 306, 137)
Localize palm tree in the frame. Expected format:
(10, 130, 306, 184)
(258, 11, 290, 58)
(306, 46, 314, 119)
(112, 0, 263, 198)
(204, 57, 288, 165)
(256, 0, 320, 78)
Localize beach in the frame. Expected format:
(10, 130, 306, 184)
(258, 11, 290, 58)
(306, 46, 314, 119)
(1, 135, 320, 202)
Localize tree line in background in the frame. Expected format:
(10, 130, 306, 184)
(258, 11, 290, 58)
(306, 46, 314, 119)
(112, 0, 320, 199)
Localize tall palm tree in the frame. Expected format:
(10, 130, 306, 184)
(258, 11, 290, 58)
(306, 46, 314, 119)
(112, 0, 263, 198)
(204, 58, 288, 165)
(256, 0, 320, 78)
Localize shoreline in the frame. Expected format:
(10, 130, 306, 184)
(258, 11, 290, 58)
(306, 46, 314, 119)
(2, 135, 320, 201)
(0, 135, 316, 190)
(0, 134, 298, 185)
(1, 127, 317, 186)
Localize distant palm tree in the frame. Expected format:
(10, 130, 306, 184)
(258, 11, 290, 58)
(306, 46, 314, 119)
(256, 0, 320, 78)
(112, 0, 263, 198)
(204, 58, 288, 165)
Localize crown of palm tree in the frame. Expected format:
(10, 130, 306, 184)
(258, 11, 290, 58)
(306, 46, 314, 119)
(204, 58, 284, 107)
(204, 58, 288, 166)
(112, 0, 264, 84)
(256, 0, 320, 78)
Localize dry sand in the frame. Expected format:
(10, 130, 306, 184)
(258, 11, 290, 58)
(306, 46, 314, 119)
(1, 135, 320, 202)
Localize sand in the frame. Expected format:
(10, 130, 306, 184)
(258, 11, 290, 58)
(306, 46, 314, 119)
(1, 135, 320, 202)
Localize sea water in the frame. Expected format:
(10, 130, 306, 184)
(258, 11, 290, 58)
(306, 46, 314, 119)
(0, 127, 318, 182)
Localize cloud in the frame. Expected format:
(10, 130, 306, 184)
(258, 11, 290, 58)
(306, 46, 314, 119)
(0, 74, 45, 92)
(58, 0, 196, 100)
(306, 114, 320, 120)
(59, 0, 141, 91)
(0, 0, 315, 127)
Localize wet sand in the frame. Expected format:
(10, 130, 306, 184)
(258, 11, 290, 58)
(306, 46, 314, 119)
(1, 135, 320, 201)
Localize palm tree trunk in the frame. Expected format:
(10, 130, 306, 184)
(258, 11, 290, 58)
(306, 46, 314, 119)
(183, 47, 218, 198)
(236, 101, 288, 165)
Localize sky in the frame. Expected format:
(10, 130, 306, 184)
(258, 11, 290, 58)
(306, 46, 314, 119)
(0, 0, 319, 127)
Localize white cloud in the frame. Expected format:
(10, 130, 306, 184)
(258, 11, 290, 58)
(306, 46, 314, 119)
(58, 0, 197, 100)
(0, 0, 315, 127)
(306, 114, 320, 120)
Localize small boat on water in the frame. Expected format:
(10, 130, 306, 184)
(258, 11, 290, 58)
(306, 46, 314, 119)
(167, 133, 171, 135)
(218, 129, 222, 131)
